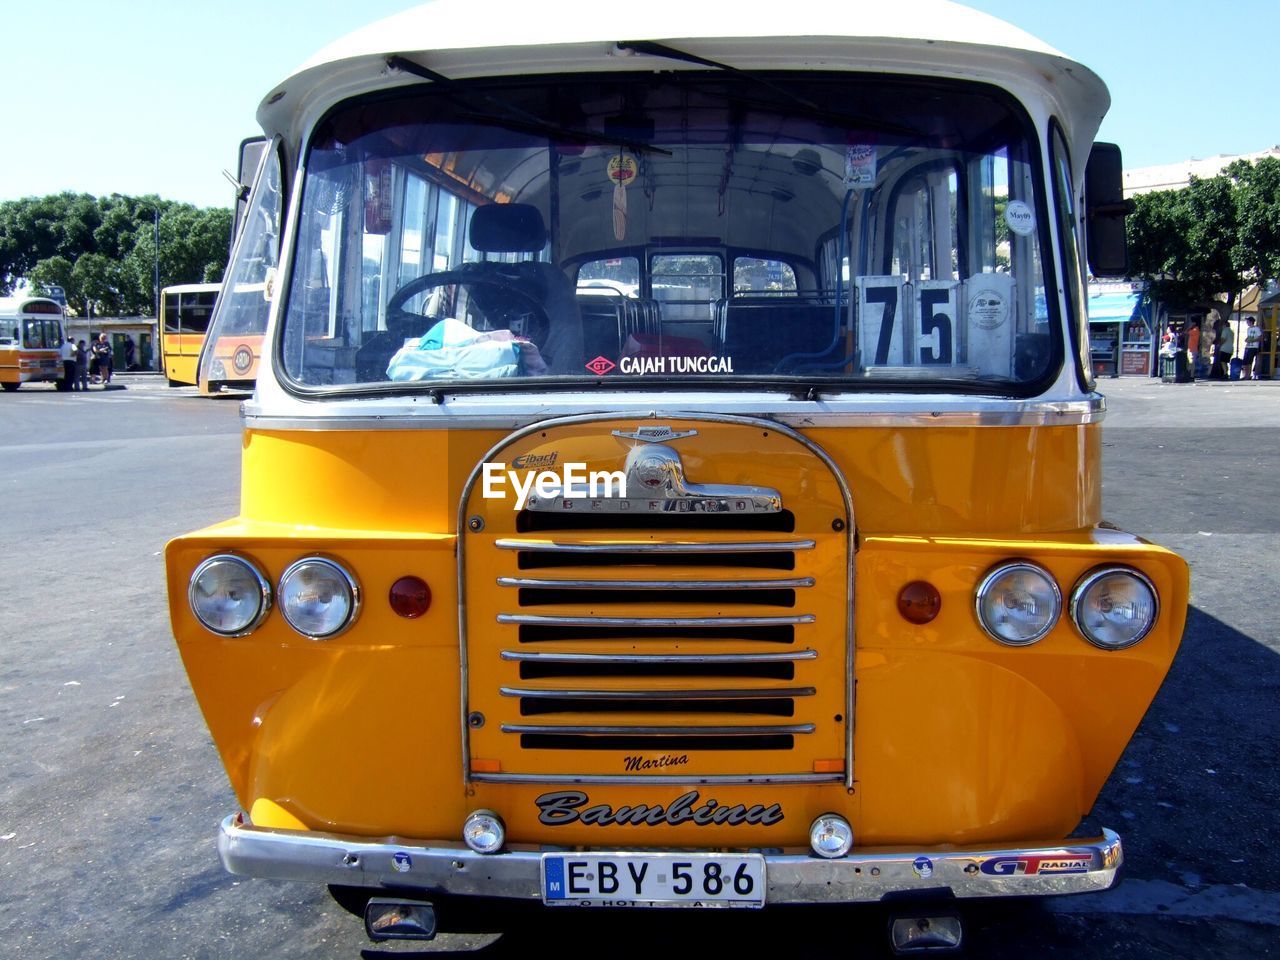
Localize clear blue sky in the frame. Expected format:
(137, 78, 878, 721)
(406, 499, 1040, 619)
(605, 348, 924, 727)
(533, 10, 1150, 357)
(2, 1, 1275, 209)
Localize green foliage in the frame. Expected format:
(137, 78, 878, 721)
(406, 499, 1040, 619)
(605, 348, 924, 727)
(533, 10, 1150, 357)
(1127, 158, 1280, 316)
(0, 193, 231, 315)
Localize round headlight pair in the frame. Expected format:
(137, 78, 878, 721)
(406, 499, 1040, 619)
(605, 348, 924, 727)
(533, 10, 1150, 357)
(976, 561, 1157, 650)
(189, 555, 359, 640)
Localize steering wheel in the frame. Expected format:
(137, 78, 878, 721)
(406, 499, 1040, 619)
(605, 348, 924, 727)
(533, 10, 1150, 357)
(385, 268, 551, 345)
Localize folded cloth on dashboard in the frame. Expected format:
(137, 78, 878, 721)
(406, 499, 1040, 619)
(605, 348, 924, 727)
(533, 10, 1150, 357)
(386, 317, 527, 380)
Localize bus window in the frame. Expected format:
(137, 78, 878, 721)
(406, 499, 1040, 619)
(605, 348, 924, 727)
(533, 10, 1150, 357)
(577, 257, 640, 297)
(733, 257, 797, 294)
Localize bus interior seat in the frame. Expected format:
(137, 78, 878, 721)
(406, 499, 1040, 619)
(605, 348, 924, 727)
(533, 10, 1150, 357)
(467, 204, 582, 374)
(717, 295, 841, 374)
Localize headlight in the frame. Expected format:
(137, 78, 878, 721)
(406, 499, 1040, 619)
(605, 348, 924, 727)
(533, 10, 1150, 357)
(975, 561, 1061, 646)
(278, 557, 360, 639)
(1071, 566, 1158, 650)
(809, 813, 854, 858)
(188, 554, 271, 637)
(462, 810, 506, 854)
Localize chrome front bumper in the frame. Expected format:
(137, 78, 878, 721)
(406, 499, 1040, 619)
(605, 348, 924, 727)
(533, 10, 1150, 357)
(218, 814, 1123, 904)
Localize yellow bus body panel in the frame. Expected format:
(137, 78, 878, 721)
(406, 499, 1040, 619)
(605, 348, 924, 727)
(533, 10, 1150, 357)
(167, 420, 1187, 848)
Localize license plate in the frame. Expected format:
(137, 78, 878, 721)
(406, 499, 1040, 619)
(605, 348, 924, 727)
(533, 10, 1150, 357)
(541, 853, 765, 908)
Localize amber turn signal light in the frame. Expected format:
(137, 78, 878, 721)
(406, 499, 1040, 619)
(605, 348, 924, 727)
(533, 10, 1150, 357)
(389, 576, 432, 618)
(898, 581, 942, 624)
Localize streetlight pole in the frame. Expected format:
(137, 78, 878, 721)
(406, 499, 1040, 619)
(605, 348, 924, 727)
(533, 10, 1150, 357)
(153, 206, 160, 321)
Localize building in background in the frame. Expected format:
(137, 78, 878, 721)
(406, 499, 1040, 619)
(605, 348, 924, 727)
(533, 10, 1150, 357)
(1124, 146, 1280, 197)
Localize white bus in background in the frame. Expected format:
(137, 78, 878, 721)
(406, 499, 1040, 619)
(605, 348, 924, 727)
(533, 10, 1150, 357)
(0, 295, 66, 391)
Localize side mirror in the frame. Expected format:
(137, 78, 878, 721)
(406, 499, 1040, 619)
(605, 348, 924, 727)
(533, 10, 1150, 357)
(1085, 142, 1131, 278)
(230, 137, 270, 249)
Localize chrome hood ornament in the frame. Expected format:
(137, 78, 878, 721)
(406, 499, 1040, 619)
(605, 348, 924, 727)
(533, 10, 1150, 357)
(524, 434, 783, 514)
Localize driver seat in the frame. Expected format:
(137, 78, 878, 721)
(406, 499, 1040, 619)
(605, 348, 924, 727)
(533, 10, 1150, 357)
(467, 203, 582, 374)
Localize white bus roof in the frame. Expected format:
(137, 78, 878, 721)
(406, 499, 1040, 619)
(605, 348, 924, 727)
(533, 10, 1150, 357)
(0, 295, 63, 316)
(161, 283, 222, 295)
(260, 0, 1109, 157)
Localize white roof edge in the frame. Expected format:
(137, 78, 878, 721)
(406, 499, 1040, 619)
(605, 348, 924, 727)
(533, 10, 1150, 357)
(294, 0, 1067, 75)
(257, 1, 1108, 146)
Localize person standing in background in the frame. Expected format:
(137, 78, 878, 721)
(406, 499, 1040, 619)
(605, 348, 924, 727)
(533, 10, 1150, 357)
(59, 336, 76, 390)
(92, 333, 113, 386)
(1184, 319, 1200, 381)
(75, 339, 89, 391)
(1242, 315, 1262, 380)
(1215, 317, 1235, 380)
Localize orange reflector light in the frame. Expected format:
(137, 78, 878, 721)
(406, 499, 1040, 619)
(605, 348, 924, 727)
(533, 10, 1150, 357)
(471, 758, 501, 773)
(813, 759, 845, 773)
(898, 581, 942, 624)
(389, 576, 432, 619)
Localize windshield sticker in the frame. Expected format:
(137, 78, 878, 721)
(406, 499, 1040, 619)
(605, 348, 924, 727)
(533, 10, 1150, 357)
(585, 355, 617, 375)
(1004, 200, 1036, 236)
(845, 145, 877, 188)
(620, 356, 735, 375)
(968, 287, 1010, 331)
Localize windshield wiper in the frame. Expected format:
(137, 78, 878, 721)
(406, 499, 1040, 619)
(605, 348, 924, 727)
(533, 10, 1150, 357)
(387, 55, 671, 156)
(615, 40, 922, 140)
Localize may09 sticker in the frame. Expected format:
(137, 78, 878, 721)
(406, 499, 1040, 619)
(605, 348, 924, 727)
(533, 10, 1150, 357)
(1004, 200, 1036, 236)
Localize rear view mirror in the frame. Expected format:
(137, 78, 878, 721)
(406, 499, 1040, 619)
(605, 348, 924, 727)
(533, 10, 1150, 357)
(231, 137, 270, 249)
(1085, 142, 1131, 278)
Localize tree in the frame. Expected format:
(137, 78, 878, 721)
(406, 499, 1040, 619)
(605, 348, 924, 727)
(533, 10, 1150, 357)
(1128, 158, 1280, 319)
(1228, 156, 1280, 287)
(27, 256, 75, 309)
(0, 192, 231, 313)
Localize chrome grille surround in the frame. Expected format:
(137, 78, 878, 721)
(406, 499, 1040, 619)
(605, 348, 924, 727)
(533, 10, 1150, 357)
(457, 413, 854, 787)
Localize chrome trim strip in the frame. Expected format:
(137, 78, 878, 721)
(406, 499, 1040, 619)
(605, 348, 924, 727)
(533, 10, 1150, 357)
(243, 393, 1107, 431)
(500, 723, 816, 735)
(218, 815, 1124, 903)
(469, 772, 842, 785)
(500, 650, 819, 664)
(499, 686, 816, 699)
(498, 577, 815, 590)
(497, 614, 816, 627)
(495, 538, 815, 553)
(458, 412, 854, 788)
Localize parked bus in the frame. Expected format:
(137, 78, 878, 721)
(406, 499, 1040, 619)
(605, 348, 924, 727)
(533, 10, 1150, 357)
(0, 295, 66, 391)
(168, 1, 1188, 950)
(160, 283, 220, 386)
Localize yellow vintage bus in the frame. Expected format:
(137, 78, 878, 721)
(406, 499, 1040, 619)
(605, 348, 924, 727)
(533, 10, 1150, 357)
(167, 0, 1187, 949)
(0, 295, 66, 391)
(160, 283, 220, 386)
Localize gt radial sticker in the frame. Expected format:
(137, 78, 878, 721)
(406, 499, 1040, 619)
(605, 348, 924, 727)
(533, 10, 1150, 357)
(585, 356, 616, 375)
(979, 854, 1093, 876)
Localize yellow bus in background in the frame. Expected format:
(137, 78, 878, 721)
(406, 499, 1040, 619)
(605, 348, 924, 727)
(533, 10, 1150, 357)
(0, 295, 66, 391)
(160, 283, 220, 386)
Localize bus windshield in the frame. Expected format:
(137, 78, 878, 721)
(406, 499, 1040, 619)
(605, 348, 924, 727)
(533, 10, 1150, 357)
(280, 72, 1060, 393)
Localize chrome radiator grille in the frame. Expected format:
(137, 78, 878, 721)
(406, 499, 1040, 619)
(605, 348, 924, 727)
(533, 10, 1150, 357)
(485, 537, 826, 757)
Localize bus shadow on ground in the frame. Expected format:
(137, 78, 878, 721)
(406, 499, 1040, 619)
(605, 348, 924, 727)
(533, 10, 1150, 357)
(357, 605, 1279, 960)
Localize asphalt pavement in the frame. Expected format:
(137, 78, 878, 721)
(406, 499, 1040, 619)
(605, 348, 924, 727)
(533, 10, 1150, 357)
(0, 373, 1277, 959)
